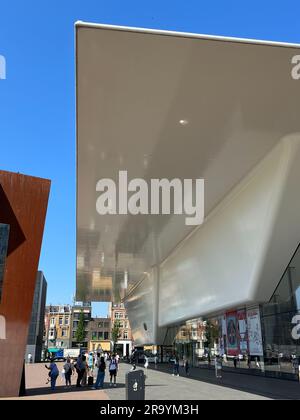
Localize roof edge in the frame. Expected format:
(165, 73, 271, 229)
(74, 21, 300, 49)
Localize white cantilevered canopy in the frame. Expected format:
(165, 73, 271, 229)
(76, 22, 300, 343)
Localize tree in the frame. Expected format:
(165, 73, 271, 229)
(204, 319, 220, 364)
(111, 321, 121, 352)
(75, 310, 86, 344)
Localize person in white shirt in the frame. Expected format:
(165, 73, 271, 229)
(109, 354, 119, 387)
(144, 355, 149, 379)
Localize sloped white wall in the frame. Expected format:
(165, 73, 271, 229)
(158, 134, 300, 327)
(124, 268, 167, 345)
(125, 134, 300, 343)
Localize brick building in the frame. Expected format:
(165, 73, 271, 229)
(109, 303, 133, 357)
(88, 317, 111, 353)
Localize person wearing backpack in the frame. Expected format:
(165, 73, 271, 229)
(109, 354, 118, 387)
(63, 357, 74, 387)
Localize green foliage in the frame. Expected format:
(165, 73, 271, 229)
(75, 310, 86, 343)
(111, 321, 121, 350)
(204, 319, 220, 349)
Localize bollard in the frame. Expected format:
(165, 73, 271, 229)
(125, 369, 145, 400)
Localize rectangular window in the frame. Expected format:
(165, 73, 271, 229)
(98, 322, 104, 328)
(98, 331, 104, 340)
(50, 318, 55, 326)
(59, 317, 63, 325)
(0, 223, 10, 303)
(65, 317, 69, 325)
(104, 331, 109, 340)
(123, 331, 128, 339)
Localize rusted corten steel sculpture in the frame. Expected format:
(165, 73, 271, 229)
(0, 170, 50, 397)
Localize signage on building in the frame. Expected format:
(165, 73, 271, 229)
(237, 310, 248, 354)
(246, 307, 264, 356)
(226, 311, 239, 356)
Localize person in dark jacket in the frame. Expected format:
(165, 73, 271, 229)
(233, 356, 238, 368)
(45, 359, 59, 391)
(184, 359, 190, 376)
(130, 349, 138, 371)
(92, 356, 106, 389)
(172, 354, 180, 376)
(75, 355, 85, 387)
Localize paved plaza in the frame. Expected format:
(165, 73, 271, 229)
(2, 362, 300, 400)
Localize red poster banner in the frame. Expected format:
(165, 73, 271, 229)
(226, 311, 239, 356)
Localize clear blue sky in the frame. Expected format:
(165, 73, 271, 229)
(1, 1, 300, 316)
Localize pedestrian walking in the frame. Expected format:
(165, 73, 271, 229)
(75, 354, 85, 387)
(64, 357, 74, 387)
(130, 349, 137, 371)
(247, 355, 251, 369)
(144, 354, 149, 378)
(92, 356, 106, 389)
(81, 355, 88, 386)
(255, 357, 260, 369)
(172, 354, 180, 376)
(88, 352, 94, 371)
(109, 354, 118, 387)
(154, 354, 158, 369)
(94, 352, 100, 375)
(144, 354, 149, 369)
(45, 359, 59, 391)
(233, 356, 238, 369)
(60, 365, 66, 383)
(27, 353, 33, 364)
(184, 359, 190, 376)
(215, 355, 222, 379)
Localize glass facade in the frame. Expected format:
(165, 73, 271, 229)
(261, 245, 300, 378)
(168, 245, 300, 380)
(0, 223, 10, 303)
(26, 273, 47, 362)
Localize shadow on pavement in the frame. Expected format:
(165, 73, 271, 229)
(136, 363, 300, 400)
(26, 383, 125, 397)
